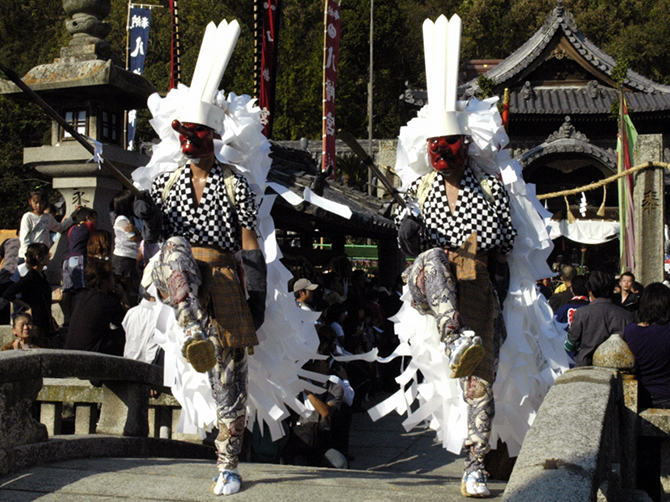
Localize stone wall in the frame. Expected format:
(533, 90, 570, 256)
(502, 367, 648, 501)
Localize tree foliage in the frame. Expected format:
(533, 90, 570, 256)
(3, 0, 670, 228)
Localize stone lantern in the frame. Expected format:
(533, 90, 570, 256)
(0, 0, 155, 281)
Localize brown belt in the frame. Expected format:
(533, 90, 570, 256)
(445, 232, 487, 281)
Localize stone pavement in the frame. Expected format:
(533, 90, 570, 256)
(0, 396, 506, 501)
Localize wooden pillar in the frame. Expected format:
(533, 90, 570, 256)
(299, 231, 313, 256)
(377, 236, 404, 285)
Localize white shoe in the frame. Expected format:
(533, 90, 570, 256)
(461, 470, 491, 498)
(211, 469, 241, 496)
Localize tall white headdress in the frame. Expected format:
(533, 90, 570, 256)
(422, 14, 469, 137)
(179, 19, 241, 132)
(133, 19, 271, 196)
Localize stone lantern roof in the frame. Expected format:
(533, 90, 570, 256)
(0, 0, 154, 111)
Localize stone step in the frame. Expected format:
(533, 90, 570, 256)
(0, 456, 507, 501)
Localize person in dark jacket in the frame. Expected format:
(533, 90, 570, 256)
(612, 271, 640, 312)
(2, 243, 57, 342)
(65, 258, 127, 356)
(566, 271, 634, 367)
(623, 283, 670, 409)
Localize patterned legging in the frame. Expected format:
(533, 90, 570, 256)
(209, 346, 248, 471)
(404, 247, 503, 475)
(461, 376, 494, 475)
(152, 236, 247, 471)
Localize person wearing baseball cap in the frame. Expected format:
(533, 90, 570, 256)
(294, 278, 318, 311)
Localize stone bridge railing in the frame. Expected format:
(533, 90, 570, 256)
(0, 349, 165, 448)
(502, 366, 668, 501)
(0, 349, 212, 474)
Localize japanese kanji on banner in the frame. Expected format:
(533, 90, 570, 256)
(259, 0, 281, 138)
(127, 6, 152, 150)
(321, 0, 341, 177)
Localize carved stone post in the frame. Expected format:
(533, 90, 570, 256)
(0, 379, 48, 449)
(61, 0, 115, 63)
(96, 382, 150, 437)
(633, 134, 665, 284)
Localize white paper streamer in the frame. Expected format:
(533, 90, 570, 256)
(85, 137, 104, 169)
(303, 187, 353, 219)
(371, 97, 570, 457)
(268, 182, 304, 206)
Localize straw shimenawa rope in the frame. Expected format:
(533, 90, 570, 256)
(536, 161, 670, 200)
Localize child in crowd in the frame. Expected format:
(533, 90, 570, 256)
(18, 189, 75, 270)
(61, 207, 97, 328)
(2, 313, 38, 351)
(87, 229, 113, 261)
(111, 190, 141, 306)
(2, 243, 60, 343)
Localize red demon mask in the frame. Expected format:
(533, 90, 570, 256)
(427, 135, 469, 173)
(172, 120, 215, 159)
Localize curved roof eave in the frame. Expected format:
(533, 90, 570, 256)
(517, 137, 617, 174)
(464, 1, 670, 96)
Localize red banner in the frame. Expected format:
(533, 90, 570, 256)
(322, 0, 341, 177)
(169, 0, 181, 90)
(259, 0, 281, 138)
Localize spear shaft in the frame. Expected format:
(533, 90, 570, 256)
(338, 130, 405, 208)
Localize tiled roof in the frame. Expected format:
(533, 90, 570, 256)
(507, 85, 670, 115)
(401, 84, 670, 116)
(467, 0, 670, 96)
(267, 142, 396, 239)
(402, 1, 670, 117)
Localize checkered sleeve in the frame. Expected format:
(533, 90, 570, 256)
(490, 177, 516, 255)
(150, 172, 170, 208)
(394, 177, 421, 228)
(233, 173, 258, 230)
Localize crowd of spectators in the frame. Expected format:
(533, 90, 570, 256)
(279, 260, 404, 467)
(545, 266, 670, 410)
(1, 188, 140, 353)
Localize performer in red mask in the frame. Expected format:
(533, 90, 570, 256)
(426, 134, 469, 174)
(173, 120, 216, 160)
(133, 20, 265, 497)
(393, 14, 516, 498)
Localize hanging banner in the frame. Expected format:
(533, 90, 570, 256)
(169, 0, 181, 90)
(617, 95, 637, 273)
(259, 0, 281, 138)
(127, 6, 152, 150)
(321, 0, 341, 177)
